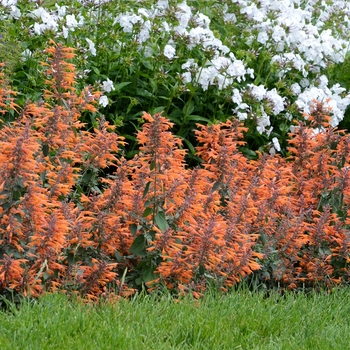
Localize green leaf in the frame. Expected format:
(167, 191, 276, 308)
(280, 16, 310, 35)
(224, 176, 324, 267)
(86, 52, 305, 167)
(155, 211, 168, 232)
(114, 82, 131, 91)
(143, 181, 152, 199)
(136, 88, 154, 98)
(91, 66, 100, 75)
(125, 150, 140, 158)
(142, 207, 153, 217)
(130, 235, 147, 257)
(211, 181, 221, 193)
(185, 115, 211, 123)
(114, 250, 122, 262)
(183, 100, 195, 116)
(168, 108, 184, 124)
(123, 134, 137, 141)
(81, 171, 94, 183)
(239, 147, 258, 160)
(135, 277, 143, 286)
(152, 106, 166, 114)
(182, 138, 195, 155)
(42, 143, 49, 157)
(142, 60, 153, 70)
(142, 266, 158, 283)
(150, 161, 156, 171)
(129, 224, 138, 236)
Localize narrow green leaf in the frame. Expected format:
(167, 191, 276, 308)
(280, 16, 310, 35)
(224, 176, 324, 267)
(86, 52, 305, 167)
(152, 106, 166, 114)
(150, 161, 156, 171)
(239, 147, 258, 160)
(143, 181, 152, 199)
(114, 250, 122, 262)
(136, 88, 154, 98)
(114, 82, 131, 91)
(42, 143, 49, 157)
(186, 115, 211, 123)
(183, 100, 195, 116)
(155, 211, 168, 232)
(182, 138, 195, 155)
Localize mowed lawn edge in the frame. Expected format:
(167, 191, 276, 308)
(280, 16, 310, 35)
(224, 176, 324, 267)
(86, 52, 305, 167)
(1, 288, 350, 350)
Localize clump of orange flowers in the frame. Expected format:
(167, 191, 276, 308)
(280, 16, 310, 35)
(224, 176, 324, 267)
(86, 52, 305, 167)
(1, 42, 350, 301)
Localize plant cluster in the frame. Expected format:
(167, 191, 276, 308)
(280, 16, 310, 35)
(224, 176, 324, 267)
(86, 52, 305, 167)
(0, 0, 350, 162)
(1, 42, 350, 301)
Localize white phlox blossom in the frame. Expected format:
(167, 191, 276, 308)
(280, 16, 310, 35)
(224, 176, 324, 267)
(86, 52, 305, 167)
(0, 0, 17, 6)
(231, 88, 243, 104)
(240, 3, 266, 22)
(86, 38, 96, 56)
(156, 0, 169, 10)
(99, 95, 109, 107)
(174, 1, 192, 35)
(113, 13, 142, 33)
(31, 7, 59, 34)
(248, 84, 266, 101)
(300, 78, 309, 88)
(55, 4, 67, 17)
(190, 53, 250, 91)
(226, 58, 246, 82)
(66, 14, 78, 29)
(224, 12, 237, 23)
(233, 96, 250, 121)
(237, 111, 248, 121)
(257, 31, 269, 44)
(272, 137, 281, 151)
(194, 13, 210, 29)
(181, 59, 197, 71)
(163, 44, 176, 60)
(138, 20, 151, 44)
(187, 27, 215, 50)
(265, 88, 285, 115)
(9, 5, 20, 19)
(181, 72, 192, 84)
(222, 4, 237, 23)
(290, 83, 301, 96)
(318, 74, 328, 88)
(271, 25, 285, 43)
(270, 137, 281, 155)
(272, 53, 307, 77)
(102, 78, 115, 93)
(256, 106, 272, 134)
(21, 49, 32, 60)
(162, 21, 170, 32)
(28, 5, 76, 36)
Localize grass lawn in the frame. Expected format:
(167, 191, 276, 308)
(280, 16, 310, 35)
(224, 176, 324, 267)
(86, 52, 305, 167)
(1, 288, 350, 350)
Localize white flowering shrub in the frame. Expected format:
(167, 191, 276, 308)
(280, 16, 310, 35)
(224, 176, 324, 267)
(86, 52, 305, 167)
(0, 0, 350, 160)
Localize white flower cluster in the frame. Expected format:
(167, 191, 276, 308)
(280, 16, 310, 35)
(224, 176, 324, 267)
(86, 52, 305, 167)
(99, 78, 115, 107)
(29, 6, 85, 36)
(181, 54, 254, 91)
(295, 75, 350, 127)
(2, 0, 350, 140)
(0, 0, 20, 19)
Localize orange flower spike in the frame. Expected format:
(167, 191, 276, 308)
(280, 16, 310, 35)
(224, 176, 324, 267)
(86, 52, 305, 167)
(0, 255, 27, 290)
